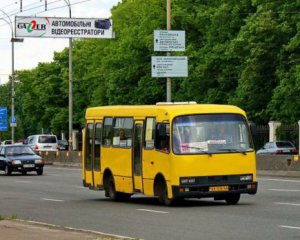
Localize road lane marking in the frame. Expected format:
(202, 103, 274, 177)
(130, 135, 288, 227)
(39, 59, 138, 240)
(42, 198, 64, 202)
(269, 189, 300, 192)
(15, 180, 32, 183)
(274, 202, 300, 206)
(136, 209, 168, 214)
(279, 225, 300, 230)
(258, 178, 300, 183)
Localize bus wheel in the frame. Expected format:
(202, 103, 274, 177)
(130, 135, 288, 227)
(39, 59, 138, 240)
(156, 181, 173, 206)
(225, 194, 240, 205)
(106, 175, 130, 201)
(107, 175, 118, 200)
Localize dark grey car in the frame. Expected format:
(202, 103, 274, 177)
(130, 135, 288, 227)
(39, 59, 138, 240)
(0, 145, 44, 175)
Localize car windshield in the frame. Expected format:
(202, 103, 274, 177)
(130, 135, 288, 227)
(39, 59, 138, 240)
(172, 114, 254, 154)
(5, 146, 35, 156)
(276, 142, 294, 148)
(39, 136, 57, 143)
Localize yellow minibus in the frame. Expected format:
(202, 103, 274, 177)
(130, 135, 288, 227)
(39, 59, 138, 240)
(82, 102, 257, 205)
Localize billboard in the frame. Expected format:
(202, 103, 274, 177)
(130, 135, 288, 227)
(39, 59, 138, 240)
(15, 17, 113, 39)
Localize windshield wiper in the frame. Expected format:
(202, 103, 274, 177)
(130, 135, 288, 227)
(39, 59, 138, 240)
(218, 148, 247, 155)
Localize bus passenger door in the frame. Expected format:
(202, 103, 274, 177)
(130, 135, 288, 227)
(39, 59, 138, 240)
(133, 121, 143, 192)
(93, 122, 102, 189)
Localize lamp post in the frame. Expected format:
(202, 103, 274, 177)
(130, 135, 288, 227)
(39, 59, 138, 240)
(63, 0, 73, 151)
(0, 9, 23, 142)
(166, 0, 171, 102)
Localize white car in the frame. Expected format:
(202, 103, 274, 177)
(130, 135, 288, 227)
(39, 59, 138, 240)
(26, 134, 58, 152)
(256, 141, 297, 155)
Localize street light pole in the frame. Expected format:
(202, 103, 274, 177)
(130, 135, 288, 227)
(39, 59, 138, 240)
(63, 0, 73, 151)
(0, 10, 16, 142)
(11, 35, 15, 141)
(166, 0, 171, 102)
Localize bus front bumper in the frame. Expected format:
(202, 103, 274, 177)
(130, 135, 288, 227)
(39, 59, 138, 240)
(172, 181, 257, 199)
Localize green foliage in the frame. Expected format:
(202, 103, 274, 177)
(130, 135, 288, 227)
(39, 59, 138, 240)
(1, 0, 300, 138)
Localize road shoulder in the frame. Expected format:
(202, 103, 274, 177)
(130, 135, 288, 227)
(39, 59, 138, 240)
(0, 219, 129, 240)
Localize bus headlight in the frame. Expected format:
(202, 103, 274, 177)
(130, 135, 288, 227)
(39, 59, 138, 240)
(180, 177, 196, 185)
(240, 175, 252, 181)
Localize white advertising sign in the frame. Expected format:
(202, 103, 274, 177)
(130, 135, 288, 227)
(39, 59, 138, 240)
(154, 30, 185, 52)
(15, 17, 113, 39)
(151, 56, 188, 78)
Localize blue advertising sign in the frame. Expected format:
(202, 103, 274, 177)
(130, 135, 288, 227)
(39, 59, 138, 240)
(0, 107, 7, 121)
(0, 121, 7, 131)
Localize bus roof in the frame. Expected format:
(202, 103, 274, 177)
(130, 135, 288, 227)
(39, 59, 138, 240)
(85, 104, 247, 121)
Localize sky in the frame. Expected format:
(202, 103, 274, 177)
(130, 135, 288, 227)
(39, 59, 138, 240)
(0, 0, 121, 84)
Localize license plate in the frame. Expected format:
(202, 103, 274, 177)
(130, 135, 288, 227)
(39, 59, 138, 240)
(209, 186, 229, 192)
(23, 164, 35, 168)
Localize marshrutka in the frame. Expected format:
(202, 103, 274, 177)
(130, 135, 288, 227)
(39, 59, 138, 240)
(82, 102, 257, 205)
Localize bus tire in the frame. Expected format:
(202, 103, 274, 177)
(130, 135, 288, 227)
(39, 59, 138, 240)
(107, 175, 118, 200)
(156, 180, 173, 206)
(225, 194, 240, 205)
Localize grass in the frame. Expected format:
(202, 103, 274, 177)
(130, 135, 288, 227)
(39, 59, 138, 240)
(0, 214, 18, 221)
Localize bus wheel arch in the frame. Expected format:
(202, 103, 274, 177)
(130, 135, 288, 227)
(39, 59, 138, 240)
(103, 169, 131, 201)
(154, 173, 173, 206)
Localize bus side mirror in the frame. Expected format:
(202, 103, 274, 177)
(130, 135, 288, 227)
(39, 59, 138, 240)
(249, 122, 256, 136)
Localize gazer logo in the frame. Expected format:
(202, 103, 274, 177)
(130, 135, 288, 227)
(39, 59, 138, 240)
(17, 18, 50, 36)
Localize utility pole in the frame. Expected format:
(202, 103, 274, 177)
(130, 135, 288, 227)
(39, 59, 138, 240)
(0, 9, 23, 142)
(166, 0, 171, 102)
(63, 0, 73, 152)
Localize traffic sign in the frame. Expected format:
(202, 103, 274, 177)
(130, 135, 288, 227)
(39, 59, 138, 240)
(0, 107, 7, 121)
(0, 121, 7, 131)
(10, 117, 17, 127)
(154, 30, 185, 52)
(11, 117, 16, 123)
(151, 56, 188, 78)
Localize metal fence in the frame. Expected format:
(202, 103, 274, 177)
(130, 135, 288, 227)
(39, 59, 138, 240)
(253, 124, 299, 150)
(253, 125, 269, 150)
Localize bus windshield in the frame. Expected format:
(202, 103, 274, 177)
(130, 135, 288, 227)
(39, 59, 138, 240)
(172, 114, 254, 154)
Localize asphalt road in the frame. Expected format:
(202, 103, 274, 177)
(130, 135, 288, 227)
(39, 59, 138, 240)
(0, 166, 299, 240)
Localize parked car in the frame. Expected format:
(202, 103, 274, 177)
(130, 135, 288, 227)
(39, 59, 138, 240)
(58, 139, 69, 151)
(0, 145, 44, 175)
(1, 140, 13, 145)
(256, 141, 297, 155)
(25, 134, 58, 152)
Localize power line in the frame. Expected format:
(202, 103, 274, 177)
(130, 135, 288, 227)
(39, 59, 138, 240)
(0, 0, 91, 28)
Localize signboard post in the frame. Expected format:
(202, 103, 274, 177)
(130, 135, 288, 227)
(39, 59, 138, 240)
(151, 56, 188, 78)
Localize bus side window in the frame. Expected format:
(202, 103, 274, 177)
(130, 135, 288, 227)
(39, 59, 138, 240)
(155, 123, 170, 153)
(144, 117, 155, 149)
(112, 117, 133, 148)
(102, 117, 113, 146)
